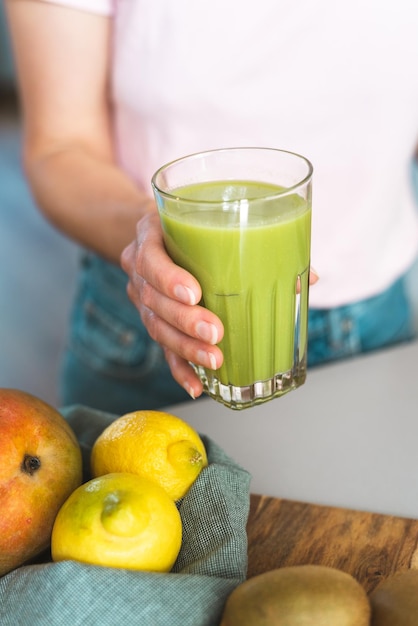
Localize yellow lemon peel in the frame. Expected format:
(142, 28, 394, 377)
(91, 410, 208, 500)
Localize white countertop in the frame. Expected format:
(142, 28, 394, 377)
(165, 339, 418, 520)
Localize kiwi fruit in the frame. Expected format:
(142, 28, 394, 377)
(220, 564, 370, 625)
(370, 569, 418, 625)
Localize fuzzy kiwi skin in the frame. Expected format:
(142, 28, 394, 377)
(220, 565, 371, 626)
(370, 569, 418, 626)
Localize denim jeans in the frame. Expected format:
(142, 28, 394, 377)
(307, 278, 415, 367)
(60, 253, 416, 414)
(60, 254, 190, 414)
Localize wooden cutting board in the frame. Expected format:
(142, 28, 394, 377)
(247, 494, 418, 593)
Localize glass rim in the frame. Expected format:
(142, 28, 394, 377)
(151, 146, 313, 204)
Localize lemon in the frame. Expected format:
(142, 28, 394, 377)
(91, 410, 208, 501)
(51, 472, 182, 572)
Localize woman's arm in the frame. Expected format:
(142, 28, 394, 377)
(5, 0, 151, 262)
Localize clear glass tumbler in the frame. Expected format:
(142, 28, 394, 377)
(152, 147, 313, 410)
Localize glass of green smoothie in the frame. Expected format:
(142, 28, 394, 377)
(152, 147, 312, 410)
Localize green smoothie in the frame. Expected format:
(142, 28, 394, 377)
(160, 180, 311, 388)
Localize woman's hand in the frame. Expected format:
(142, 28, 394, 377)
(121, 212, 224, 399)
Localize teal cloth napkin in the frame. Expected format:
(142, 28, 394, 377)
(0, 405, 251, 626)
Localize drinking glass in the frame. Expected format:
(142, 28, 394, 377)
(152, 147, 313, 410)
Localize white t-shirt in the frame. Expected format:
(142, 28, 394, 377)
(43, 0, 418, 308)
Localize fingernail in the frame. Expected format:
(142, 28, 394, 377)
(184, 382, 196, 400)
(196, 321, 218, 345)
(174, 284, 197, 305)
(310, 265, 320, 279)
(197, 350, 217, 371)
